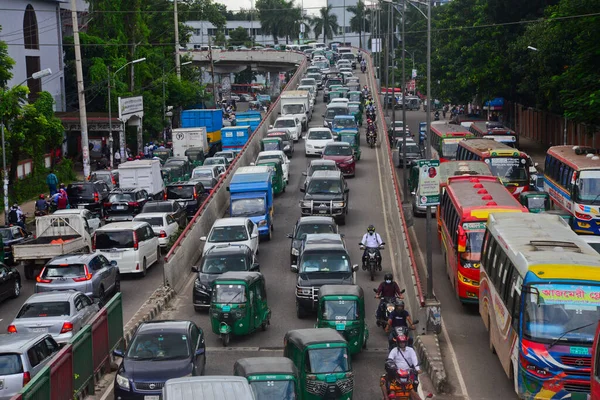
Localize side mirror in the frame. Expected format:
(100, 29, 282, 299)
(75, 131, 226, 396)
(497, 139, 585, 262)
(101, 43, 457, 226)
(250, 233, 258, 239)
(300, 187, 305, 192)
(286, 233, 293, 238)
(110, 260, 118, 267)
(302, 172, 307, 176)
(226, 187, 230, 192)
(413, 319, 420, 325)
(278, 112, 281, 115)
(200, 236, 207, 241)
(352, 264, 359, 272)
(291, 265, 299, 272)
(250, 162, 256, 166)
(269, 125, 273, 129)
(322, 114, 325, 118)
(340, 233, 345, 238)
(251, 263, 260, 271)
(344, 188, 350, 193)
(191, 266, 199, 273)
(113, 349, 124, 358)
(195, 348, 205, 356)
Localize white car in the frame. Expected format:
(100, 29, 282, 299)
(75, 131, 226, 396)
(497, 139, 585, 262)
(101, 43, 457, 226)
(255, 150, 290, 182)
(305, 128, 335, 156)
(329, 98, 350, 107)
(272, 116, 302, 141)
(581, 235, 600, 254)
(200, 217, 259, 257)
(53, 208, 102, 234)
(299, 78, 318, 95)
(133, 212, 179, 248)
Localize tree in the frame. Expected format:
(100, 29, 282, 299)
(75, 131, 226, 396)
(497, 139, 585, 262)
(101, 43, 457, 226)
(229, 26, 251, 46)
(214, 30, 227, 46)
(256, 0, 287, 44)
(311, 5, 339, 44)
(281, 2, 303, 44)
(347, 0, 369, 49)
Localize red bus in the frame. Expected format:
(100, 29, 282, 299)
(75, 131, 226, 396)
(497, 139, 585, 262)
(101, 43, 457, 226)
(429, 121, 474, 162)
(438, 175, 527, 303)
(456, 138, 531, 198)
(467, 121, 518, 148)
(593, 321, 600, 398)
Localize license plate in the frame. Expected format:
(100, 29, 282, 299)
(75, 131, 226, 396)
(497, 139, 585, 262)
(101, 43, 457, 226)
(319, 210, 328, 214)
(31, 328, 47, 333)
(116, 205, 126, 210)
(570, 346, 590, 355)
(77, 205, 85, 209)
(336, 323, 345, 331)
(144, 397, 159, 400)
(222, 306, 231, 312)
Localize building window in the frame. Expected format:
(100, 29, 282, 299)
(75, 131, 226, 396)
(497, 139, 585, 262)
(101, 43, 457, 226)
(207, 28, 217, 36)
(337, 27, 343, 35)
(25, 56, 41, 101)
(23, 4, 39, 50)
(194, 29, 201, 36)
(345, 26, 351, 33)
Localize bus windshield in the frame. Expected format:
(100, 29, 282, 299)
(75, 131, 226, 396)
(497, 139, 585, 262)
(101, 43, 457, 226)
(488, 157, 528, 181)
(524, 283, 600, 344)
(441, 139, 462, 159)
(576, 170, 600, 205)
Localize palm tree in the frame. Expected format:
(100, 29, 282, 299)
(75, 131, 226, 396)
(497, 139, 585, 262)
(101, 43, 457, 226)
(347, 0, 369, 49)
(281, 1, 302, 44)
(310, 5, 339, 44)
(256, 0, 285, 44)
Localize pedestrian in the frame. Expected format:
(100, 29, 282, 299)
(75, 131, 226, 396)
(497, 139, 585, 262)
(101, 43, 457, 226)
(143, 143, 149, 158)
(57, 187, 68, 210)
(46, 170, 59, 196)
(8, 203, 24, 228)
(114, 150, 121, 166)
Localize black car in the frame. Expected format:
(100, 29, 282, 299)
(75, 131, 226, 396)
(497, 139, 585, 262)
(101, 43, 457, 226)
(191, 244, 259, 311)
(66, 181, 111, 218)
(141, 200, 187, 229)
(165, 181, 207, 219)
(104, 188, 150, 222)
(287, 216, 338, 271)
(90, 170, 119, 190)
(300, 170, 349, 225)
(393, 139, 422, 167)
(0, 262, 21, 302)
(266, 130, 295, 157)
(189, 177, 218, 195)
(295, 234, 357, 318)
(113, 320, 206, 399)
(0, 226, 31, 265)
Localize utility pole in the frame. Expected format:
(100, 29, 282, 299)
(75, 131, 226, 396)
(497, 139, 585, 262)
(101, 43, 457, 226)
(425, 0, 433, 300)
(343, 0, 346, 45)
(384, 3, 389, 115)
(108, 66, 113, 168)
(174, 0, 181, 79)
(401, 0, 408, 198)
(208, 35, 218, 105)
(70, 0, 90, 179)
(391, 2, 395, 128)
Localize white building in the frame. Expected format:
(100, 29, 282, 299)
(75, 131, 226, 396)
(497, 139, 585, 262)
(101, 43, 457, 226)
(186, 20, 290, 48)
(0, 0, 66, 111)
(327, 0, 361, 48)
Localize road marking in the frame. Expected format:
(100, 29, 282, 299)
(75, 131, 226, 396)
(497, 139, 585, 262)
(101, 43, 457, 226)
(441, 317, 469, 397)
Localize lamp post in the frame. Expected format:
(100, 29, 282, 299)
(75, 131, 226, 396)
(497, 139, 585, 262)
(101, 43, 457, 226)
(108, 58, 146, 168)
(163, 61, 192, 137)
(2, 68, 52, 223)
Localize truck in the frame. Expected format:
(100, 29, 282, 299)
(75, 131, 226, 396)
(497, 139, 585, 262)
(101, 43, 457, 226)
(235, 111, 262, 132)
(180, 109, 223, 154)
(171, 127, 209, 158)
(221, 126, 252, 152)
(13, 215, 93, 280)
(227, 166, 274, 240)
(280, 90, 312, 132)
(118, 159, 165, 199)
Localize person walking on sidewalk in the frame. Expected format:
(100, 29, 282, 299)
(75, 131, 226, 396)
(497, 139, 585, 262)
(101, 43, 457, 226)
(46, 170, 59, 195)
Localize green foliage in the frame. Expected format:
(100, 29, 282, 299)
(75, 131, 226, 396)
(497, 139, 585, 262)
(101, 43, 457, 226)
(347, 1, 369, 49)
(214, 30, 227, 47)
(0, 26, 14, 87)
(229, 26, 252, 46)
(10, 159, 77, 206)
(166, 227, 184, 251)
(311, 5, 339, 44)
(256, 0, 301, 44)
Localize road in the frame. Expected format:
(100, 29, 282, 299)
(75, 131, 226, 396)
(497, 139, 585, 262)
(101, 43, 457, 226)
(390, 108, 517, 399)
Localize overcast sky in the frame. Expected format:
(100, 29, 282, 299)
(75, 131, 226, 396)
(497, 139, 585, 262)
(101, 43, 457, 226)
(215, 0, 326, 16)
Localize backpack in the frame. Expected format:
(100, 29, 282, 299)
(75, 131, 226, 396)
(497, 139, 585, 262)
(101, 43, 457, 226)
(8, 209, 18, 224)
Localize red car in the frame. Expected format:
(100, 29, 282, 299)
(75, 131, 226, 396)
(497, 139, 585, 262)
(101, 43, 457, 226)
(322, 142, 355, 177)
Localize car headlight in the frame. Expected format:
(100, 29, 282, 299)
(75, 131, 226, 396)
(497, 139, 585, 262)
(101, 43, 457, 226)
(292, 248, 300, 256)
(306, 143, 313, 148)
(284, 145, 290, 150)
(257, 219, 267, 227)
(194, 279, 210, 292)
(323, 121, 328, 127)
(332, 202, 345, 207)
(116, 374, 130, 390)
(297, 287, 312, 295)
(301, 201, 311, 208)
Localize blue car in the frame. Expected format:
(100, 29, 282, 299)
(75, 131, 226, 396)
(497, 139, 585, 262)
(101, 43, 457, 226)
(331, 115, 358, 139)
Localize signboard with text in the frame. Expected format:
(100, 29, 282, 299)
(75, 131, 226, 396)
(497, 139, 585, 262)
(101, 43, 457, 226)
(417, 159, 441, 206)
(118, 96, 144, 123)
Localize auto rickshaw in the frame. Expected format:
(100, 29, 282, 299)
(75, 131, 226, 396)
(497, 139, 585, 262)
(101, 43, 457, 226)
(325, 50, 336, 66)
(337, 87, 350, 98)
(185, 147, 206, 167)
(347, 91, 362, 104)
(164, 157, 192, 180)
(328, 91, 344, 102)
(260, 137, 283, 152)
(348, 102, 363, 126)
(316, 285, 368, 355)
(519, 191, 551, 213)
(152, 148, 172, 165)
(255, 159, 286, 195)
(233, 357, 299, 400)
(210, 271, 271, 347)
(161, 165, 184, 184)
(338, 130, 361, 161)
(283, 328, 353, 400)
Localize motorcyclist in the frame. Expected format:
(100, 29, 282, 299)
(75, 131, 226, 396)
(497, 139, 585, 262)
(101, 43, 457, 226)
(380, 358, 422, 400)
(387, 335, 422, 398)
(386, 300, 416, 348)
(362, 86, 370, 98)
(434, 110, 440, 121)
(360, 59, 367, 72)
(360, 224, 384, 271)
(8, 203, 25, 228)
(375, 273, 404, 321)
(35, 194, 49, 215)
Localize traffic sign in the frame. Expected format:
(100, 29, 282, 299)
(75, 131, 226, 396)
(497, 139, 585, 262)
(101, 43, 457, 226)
(417, 159, 440, 206)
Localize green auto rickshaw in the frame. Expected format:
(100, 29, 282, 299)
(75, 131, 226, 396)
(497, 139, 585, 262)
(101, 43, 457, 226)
(325, 50, 336, 66)
(164, 157, 192, 180)
(234, 357, 299, 400)
(338, 130, 361, 161)
(255, 159, 286, 195)
(337, 87, 350, 98)
(519, 191, 551, 213)
(260, 137, 283, 152)
(328, 91, 344, 102)
(347, 91, 362, 104)
(210, 271, 271, 347)
(161, 165, 184, 184)
(347, 102, 363, 126)
(284, 328, 353, 400)
(185, 147, 206, 167)
(316, 285, 368, 355)
(153, 148, 172, 165)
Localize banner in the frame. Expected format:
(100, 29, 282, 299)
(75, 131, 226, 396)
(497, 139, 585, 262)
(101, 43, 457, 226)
(118, 96, 144, 123)
(417, 159, 441, 206)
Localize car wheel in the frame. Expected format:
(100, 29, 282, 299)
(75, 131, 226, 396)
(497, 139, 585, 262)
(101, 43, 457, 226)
(11, 280, 20, 298)
(114, 273, 121, 293)
(156, 247, 160, 265)
(141, 258, 147, 277)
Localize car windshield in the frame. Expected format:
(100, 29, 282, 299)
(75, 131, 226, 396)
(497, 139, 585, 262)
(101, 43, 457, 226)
(488, 157, 528, 182)
(282, 105, 304, 114)
(17, 302, 70, 318)
(307, 179, 342, 194)
(192, 169, 213, 179)
(0, 229, 11, 240)
(250, 381, 296, 400)
(325, 108, 348, 119)
(526, 196, 549, 211)
(257, 154, 282, 163)
(441, 139, 462, 159)
(213, 284, 246, 303)
(92, 173, 112, 183)
(401, 143, 421, 154)
(135, 217, 164, 227)
(333, 119, 355, 128)
(167, 186, 194, 200)
(348, 94, 361, 102)
(308, 74, 321, 81)
(323, 300, 358, 321)
(348, 105, 360, 113)
(201, 254, 249, 274)
(204, 158, 225, 166)
(142, 203, 173, 213)
(295, 223, 336, 239)
(588, 242, 600, 254)
(262, 141, 281, 151)
(300, 252, 350, 273)
(309, 165, 337, 176)
(108, 193, 135, 203)
(67, 184, 94, 198)
(576, 170, 600, 205)
(95, 231, 134, 249)
(274, 119, 296, 128)
(164, 160, 186, 168)
(0, 354, 23, 375)
(523, 284, 600, 344)
(127, 332, 190, 360)
(209, 226, 248, 242)
(327, 80, 342, 87)
(42, 264, 85, 278)
(215, 152, 234, 159)
(324, 146, 352, 156)
(231, 198, 265, 218)
(307, 348, 350, 373)
(308, 131, 332, 140)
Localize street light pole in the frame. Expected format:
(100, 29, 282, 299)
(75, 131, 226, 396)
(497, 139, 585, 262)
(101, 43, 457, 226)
(425, 0, 433, 300)
(174, 0, 181, 79)
(108, 66, 113, 168)
(401, 0, 408, 198)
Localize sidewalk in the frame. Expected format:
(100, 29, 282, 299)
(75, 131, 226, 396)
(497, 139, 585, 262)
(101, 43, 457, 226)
(519, 135, 548, 172)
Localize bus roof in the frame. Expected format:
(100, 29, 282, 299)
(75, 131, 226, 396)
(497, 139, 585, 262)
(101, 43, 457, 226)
(547, 145, 600, 171)
(459, 138, 526, 157)
(487, 213, 600, 278)
(430, 121, 472, 138)
(446, 175, 525, 215)
(469, 121, 515, 135)
(439, 161, 492, 186)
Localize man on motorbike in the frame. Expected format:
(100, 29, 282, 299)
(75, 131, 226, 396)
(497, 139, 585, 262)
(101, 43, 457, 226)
(360, 224, 384, 271)
(375, 273, 404, 320)
(386, 300, 416, 348)
(362, 85, 370, 97)
(386, 335, 422, 398)
(380, 359, 423, 400)
(35, 194, 49, 216)
(360, 59, 367, 72)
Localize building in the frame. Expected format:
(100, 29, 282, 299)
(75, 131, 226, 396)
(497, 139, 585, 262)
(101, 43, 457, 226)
(186, 20, 290, 48)
(0, 0, 66, 111)
(327, 0, 361, 48)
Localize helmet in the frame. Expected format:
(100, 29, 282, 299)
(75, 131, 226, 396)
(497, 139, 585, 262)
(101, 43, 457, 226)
(395, 299, 405, 308)
(396, 334, 408, 347)
(384, 273, 393, 282)
(385, 359, 397, 375)
(39, 194, 45, 200)
(367, 224, 375, 233)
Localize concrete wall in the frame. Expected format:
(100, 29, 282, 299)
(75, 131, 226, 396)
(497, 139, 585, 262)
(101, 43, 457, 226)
(164, 55, 308, 292)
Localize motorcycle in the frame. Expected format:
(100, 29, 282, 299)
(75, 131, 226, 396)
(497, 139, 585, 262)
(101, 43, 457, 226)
(366, 130, 377, 148)
(386, 368, 433, 400)
(366, 110, 376, 122)
(389, 324, 419, 351)
(373, 288, 405, 329)
(360, 242, 384, 280)
(434, 111, 440, 121)
(361, 63, 366, 73)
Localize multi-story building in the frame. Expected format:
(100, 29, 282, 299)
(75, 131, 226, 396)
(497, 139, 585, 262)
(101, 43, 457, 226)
(186, 20, 289, 48)
(326, 0, 361, 48)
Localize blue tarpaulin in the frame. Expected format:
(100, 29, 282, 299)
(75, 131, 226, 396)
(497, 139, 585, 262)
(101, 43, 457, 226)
(483, 97, 505, 110)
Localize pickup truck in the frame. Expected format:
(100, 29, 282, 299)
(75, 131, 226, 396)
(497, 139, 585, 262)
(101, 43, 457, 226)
(13, 215, 93, 280)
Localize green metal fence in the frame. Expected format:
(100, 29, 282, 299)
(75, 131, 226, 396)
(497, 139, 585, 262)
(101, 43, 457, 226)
(20, 366, 50, 400)
(105, 293, 123, 351)
(70, 323, 95, 395)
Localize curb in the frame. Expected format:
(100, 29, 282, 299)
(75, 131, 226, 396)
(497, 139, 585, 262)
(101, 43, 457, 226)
(414, 335, 448, 393)
(122, 286, 177, 346)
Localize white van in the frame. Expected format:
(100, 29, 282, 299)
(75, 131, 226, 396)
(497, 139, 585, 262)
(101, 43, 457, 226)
(93, 221, 160, 276)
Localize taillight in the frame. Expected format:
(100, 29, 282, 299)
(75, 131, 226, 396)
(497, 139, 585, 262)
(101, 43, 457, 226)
(22, 371, 30, 386)
(73, 266, 92, 282)
(60, 322, 73, 334)
(193, 189, 198, 199)
(164, 192, 168, 200)
(112, 177, 116, 184)
(104, 202, 112, 208)
(36, 269, 51, 284)
(133, 231, 139, 250)
(575, 212, 592, 221)
(92, 234, 96, 251)
(159, 230, 167, 238)
(94, 192, 99, 202)
(7, 325, 16, 333)
(127, 202, 139, 207)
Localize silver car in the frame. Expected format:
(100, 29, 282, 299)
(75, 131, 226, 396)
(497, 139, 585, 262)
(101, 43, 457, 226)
(52, 208, 102, 234)
(0, 333, 60, 400)
(34, 253, 120, 302)
(8, 291, 99, 344)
